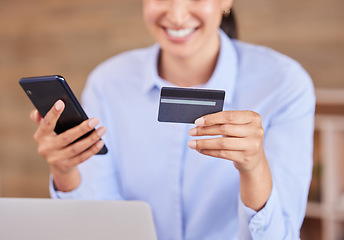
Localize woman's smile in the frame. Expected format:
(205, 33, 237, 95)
(165, 27, 195, 38)
(163, 27, 197, 43)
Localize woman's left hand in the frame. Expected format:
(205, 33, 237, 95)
(188, 110, 272, 211)
(188, 110, 266, 173)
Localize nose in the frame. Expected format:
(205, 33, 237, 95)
(167, 0, 188, 26)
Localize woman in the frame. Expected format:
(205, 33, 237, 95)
(30, 0, 315, 239)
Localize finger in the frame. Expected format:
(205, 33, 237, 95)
(55, 117, 101, 148)
(66, 140, 105, 168)
(196, 149, 244, 163)
(35, 100, 65, 137)
(189, 124, 255, 138)
(47, 139, 105, 170)
(187, 137, 247, 151)
(30, 109, 42, 124)
(195, 110, 260, 127)
(59, 126, 106, 157)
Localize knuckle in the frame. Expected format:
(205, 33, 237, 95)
(219, 150, 228, 159)
(194, 127, 201, 135)
(41, 117, 53, 128)
(219, 138, 228, 149)
(91, 145, 101, 154)
(205, 115, 213, 123)
(220, 124, 230, 134)
(80, 122, 91, 133)
(195, 140, 202, 149)
(205, 114, 216, 125)
(61, 134, 72, 144)
(258, 128, 265, 137)
(37, 145, 48, 157)
(253, 112, 261, 123)
(224, 112, 233, 121)
(91, 132, 100, 142)
(69, 145, 80, 156)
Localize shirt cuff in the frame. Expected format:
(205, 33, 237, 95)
(238, 181, 288, 240)
(49, 172, 94, 199)
(238, 192, 257, 240)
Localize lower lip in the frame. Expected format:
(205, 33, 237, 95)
(163, 28, 197, 43)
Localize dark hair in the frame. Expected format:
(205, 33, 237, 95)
(220, 9, 238, 39)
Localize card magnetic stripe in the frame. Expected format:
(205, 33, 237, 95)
(160, 98, 216, 106)
(161, 87, 225, 100)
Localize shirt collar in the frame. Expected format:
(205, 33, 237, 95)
(141, 44, 166, 93)
(142, 29, 238, 104)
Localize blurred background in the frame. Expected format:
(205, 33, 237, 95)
(0, 0, 343, 239)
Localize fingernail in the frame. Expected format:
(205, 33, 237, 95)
(55, 100, 64, 111)
(96, 127, 106, 137)
(96, 140, 104, 149)
(188, 128, 197, 136)
(194, 117, 205, 126)
(88, 118, 99, 128)
(187, 140, 197, 149)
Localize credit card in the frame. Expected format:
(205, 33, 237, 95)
(158, 87, 225, 123)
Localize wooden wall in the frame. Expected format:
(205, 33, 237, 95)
(0, 0, 343, 199)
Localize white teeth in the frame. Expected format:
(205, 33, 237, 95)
(166, 28, 195, 38)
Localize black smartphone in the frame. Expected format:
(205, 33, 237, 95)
(19, 75, 108, 155)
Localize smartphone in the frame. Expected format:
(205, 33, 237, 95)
(19, 75, 108, 155)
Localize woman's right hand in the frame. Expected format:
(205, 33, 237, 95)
(30, 100, 106, 192)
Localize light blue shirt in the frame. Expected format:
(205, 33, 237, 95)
(50, 30, 315, 240)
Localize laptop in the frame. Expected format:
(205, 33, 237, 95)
(0, 198, 157, 240)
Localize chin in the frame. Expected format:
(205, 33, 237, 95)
(160, 39, 199, 58)
(164, 47, 196, 59)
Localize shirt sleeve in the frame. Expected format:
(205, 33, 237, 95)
(49, 69, 123, 200)
(238, 62, 316, 240)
